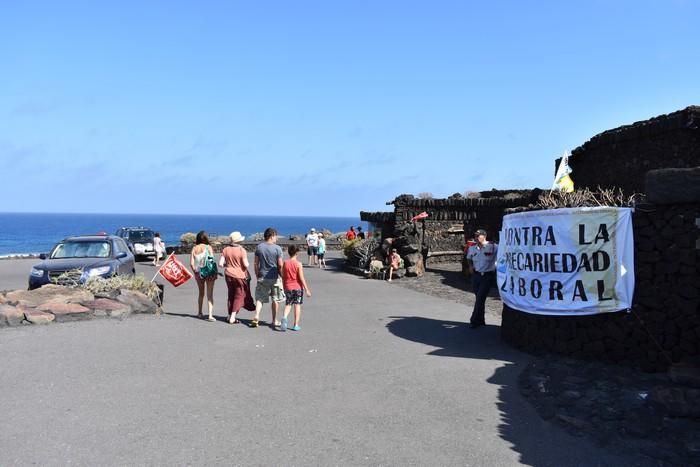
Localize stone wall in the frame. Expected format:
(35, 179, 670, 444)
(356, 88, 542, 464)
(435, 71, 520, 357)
(361, 190, 542, 265)
(562, 106, 700, 195)
(501, 201, 700, 371)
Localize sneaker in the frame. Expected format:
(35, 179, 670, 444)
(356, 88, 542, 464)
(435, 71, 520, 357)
(291, 325, 301, 331)
(280, 318, 288, 332)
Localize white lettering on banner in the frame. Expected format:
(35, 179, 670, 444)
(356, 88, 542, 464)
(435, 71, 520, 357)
(496, 207, 635, 316)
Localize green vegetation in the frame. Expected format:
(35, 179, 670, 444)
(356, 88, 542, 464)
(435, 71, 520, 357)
(342, 238, 361, 258)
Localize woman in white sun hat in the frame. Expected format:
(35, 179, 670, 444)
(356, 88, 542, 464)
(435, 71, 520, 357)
(219, 231, 254, 324)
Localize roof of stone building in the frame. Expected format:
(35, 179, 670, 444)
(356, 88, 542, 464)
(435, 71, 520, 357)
(387, 189, 543, 207)
(360, 211, 396, 222)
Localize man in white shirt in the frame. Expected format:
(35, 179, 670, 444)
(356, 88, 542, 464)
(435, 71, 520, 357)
(306, 228, 319, 267)
(465, 229, 498, 329)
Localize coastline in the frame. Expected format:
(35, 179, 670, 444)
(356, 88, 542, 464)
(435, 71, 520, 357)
(0, 238, 346, 260)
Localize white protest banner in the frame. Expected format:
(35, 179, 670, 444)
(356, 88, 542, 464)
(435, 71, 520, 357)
(496, 207, 634, 315)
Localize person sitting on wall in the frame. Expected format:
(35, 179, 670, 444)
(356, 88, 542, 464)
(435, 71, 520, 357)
(357, 226, 365, 240)
(386, 248, 401, 282)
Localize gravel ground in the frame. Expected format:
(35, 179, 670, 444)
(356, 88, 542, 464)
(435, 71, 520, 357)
(388, 261, 503, 324)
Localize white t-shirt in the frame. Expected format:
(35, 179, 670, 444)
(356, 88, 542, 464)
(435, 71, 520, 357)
(306, 233, 319, 247)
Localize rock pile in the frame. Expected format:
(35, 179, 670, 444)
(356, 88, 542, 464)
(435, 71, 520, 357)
(0, 284, 159, 327)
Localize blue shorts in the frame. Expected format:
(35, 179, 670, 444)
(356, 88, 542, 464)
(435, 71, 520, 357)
(285, 289, 304, 305)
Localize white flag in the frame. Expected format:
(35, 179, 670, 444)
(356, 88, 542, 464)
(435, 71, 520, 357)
(552, 152, 574, 192)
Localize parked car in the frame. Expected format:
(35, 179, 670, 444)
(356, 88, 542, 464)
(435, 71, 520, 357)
(115, 227, 156, 260)
(28, 234, 135, 290)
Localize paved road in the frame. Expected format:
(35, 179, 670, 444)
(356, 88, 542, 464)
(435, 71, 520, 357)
(0, 254, 647, 466)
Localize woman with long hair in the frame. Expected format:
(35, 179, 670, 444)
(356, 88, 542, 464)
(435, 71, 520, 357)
(190, 230, 217, 321)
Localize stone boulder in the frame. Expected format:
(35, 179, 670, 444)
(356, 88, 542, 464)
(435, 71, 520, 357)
(4, 285, 94, 308)
(37, 302, 92, 322)
(84, 298, 132, 318)
(646, 167, 700, 204)
(403, 253, 425, 277)
(116, 290, 158, 314)
(24, 309, 55, 325)
(0, 304, 25, 327)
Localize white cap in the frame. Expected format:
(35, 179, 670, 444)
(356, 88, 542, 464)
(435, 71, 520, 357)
(310, 228, 316, 232)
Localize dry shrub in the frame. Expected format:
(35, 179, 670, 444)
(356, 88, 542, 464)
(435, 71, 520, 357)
(537, 187, 640, 209)
(342, 238, 361, 257)
(51, 269, 162, 308)
(180, 232, 196, 244)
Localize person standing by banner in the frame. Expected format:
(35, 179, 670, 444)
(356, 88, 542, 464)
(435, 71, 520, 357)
(465, 229, 498, 329)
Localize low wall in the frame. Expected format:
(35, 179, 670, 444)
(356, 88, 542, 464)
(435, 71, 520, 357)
(171, 240, 344, 255)
(361, 191, 542, 266)
(501, 202, 700, 371)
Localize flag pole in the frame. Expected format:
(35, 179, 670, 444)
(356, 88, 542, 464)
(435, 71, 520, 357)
(151, 252, 174, 282)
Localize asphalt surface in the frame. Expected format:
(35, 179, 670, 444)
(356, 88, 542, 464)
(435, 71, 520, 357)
(0, 253, 650, 466)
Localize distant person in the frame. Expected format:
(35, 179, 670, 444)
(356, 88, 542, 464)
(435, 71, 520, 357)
(153, 232, 165, 266)
(219, 231, 254, 324)
(190, 231, 217, 321)
(281, 245, 312, 332)
(346, 226, 356, 241)
(357, 226, 365, 240)
(253, 227, 285, 328)
(306, 228, 319, 267)
(386, 248, 401, 282)
(317, 232, 327, 269)
(465, 229, 498, 329)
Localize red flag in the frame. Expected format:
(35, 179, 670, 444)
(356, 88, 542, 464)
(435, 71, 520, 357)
(158, 254, 193, 287)
(411, 211, 429, 222)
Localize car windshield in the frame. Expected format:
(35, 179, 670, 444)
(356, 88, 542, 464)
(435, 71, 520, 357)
(51, 241, 111, 259)
(128, 230, 154, 241)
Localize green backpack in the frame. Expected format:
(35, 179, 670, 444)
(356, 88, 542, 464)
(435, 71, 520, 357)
(199, 248, 218, 278)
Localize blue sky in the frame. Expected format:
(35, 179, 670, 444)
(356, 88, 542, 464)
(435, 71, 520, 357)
(1, 1, 698, 216)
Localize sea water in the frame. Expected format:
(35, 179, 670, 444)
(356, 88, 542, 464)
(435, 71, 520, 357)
(0, 212, 361, 256)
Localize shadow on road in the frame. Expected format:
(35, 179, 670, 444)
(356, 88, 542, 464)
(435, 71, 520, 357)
(385, 315, 639, 466)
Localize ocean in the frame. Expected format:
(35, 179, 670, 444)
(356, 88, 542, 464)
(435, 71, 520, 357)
(0, 212, 362, 257)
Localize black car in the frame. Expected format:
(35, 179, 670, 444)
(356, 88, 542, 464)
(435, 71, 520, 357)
(115, 227, 156, 259)
(29, 235, 136, 290)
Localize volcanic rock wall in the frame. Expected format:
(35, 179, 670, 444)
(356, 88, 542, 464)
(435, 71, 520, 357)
(502, 184, 700, 370)
(361, 190, 542, 265)
(563, 106, 700, 195)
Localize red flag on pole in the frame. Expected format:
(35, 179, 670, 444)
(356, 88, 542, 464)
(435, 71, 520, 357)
(158, 253, 193, 287)
(411, 211, 429, 222)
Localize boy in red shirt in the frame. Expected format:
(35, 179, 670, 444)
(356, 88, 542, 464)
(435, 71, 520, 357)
(281, 245, 312, 331)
